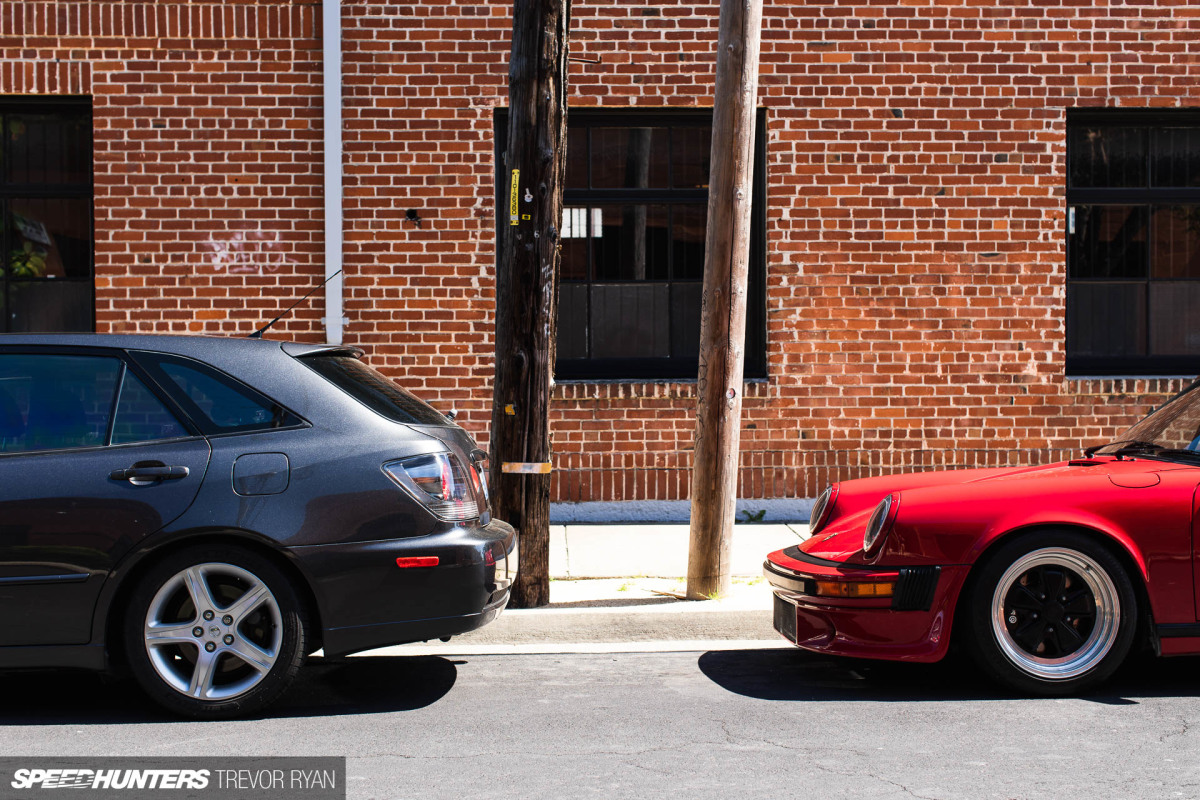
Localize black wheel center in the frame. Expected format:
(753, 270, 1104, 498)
(1044, 601, 1065, 623)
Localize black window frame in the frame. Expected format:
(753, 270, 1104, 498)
(0, 96, 95, 334)
(495, 109, 768, 382)
(1066, 109, 1200, 376)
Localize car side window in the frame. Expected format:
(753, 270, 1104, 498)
(0, 354, 120, 454)
(134, 353, 300, 434)
(110, 370, 188, 445)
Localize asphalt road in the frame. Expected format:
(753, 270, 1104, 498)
(2, 647, 1198, 799)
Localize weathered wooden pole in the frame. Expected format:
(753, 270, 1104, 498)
(686, 0, 763, 601)
(490, 0, 570, 608)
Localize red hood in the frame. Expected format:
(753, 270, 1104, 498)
(800, 456, 1190, 563)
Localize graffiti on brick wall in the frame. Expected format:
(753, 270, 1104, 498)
(206, 230, 294, 275)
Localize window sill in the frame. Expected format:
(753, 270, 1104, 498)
(1065, 375, 1194, 397)
(552, 377, 770, 402)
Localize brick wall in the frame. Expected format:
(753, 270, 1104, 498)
(5, 0, 1200, 501)
(0, 1, 326, 338)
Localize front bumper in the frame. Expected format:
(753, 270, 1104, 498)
(294, 519, 518, 657)
(764, 546, 968, 663)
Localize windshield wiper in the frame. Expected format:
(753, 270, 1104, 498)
(1084, 439, 1161, 457)
(1087, 440, 1200, 464)
(1128, 446, 1200, 463)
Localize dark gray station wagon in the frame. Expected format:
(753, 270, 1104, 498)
(0, 334, 517, 717)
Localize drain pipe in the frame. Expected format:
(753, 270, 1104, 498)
(322, 0, 344, 345)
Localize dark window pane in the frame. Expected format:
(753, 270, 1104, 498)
(557, 283, 588, 359)
(523, 111, 767, 380)
(566, 126, 587, 189)
(591, 127, 668, 189)
(9, 199, 91, 279)
(111, 371, 187, 445)
(301, 355, 449, 426)
(5, 281, 93, 332)
(560, 206, 598, 281)
(4, 112, 91, 185)
(0, 102, 93, 336)
(1149, 282, 1200, 356)
(671, 204, 707, 280)
(0, 354, 118, 453)
(1069, 205, 1148, 279)
(1068, 126, 1146, 188)
(1066, 282, 1146, 358)
(589, 284, 670, 359)
(1152, 128, 1200, 188)
(669, 282, 703, 359)
(1151, 205, 1200, 279)
(148, 355, 300, 433)
(671, 126, 710, 189)
(592, 204, 669, 281)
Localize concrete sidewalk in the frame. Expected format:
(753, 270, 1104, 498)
(549, 523, 807, 579)
(365, 523, 810, 657)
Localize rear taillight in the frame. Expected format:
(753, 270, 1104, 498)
(468, 458, 490, 513)
(384, 452, 480, 522)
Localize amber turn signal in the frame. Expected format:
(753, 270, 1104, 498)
(814, 580, 894, 598)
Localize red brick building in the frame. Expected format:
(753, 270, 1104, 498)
(3, 0, 1199, 503)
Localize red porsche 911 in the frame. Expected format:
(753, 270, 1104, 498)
(765, 381, 1200, 694)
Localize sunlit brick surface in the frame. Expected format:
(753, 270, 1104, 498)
(5, 0, 1199, 500)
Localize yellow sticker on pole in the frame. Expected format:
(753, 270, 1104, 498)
(509, 169, 520, 226)
(502, 462, 552, 474)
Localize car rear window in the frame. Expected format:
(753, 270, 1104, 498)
(302, 355, 451, 426)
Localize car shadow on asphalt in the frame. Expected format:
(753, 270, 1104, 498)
(0, 656, 458, 725)
(698, 648, 1200, 703)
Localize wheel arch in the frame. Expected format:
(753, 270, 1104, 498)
(99, 530, 325, 670)
(952, 523, 1155, 652)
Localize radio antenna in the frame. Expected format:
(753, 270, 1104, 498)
(248, 269, 344, 339)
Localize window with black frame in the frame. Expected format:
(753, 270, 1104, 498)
(1067, 111, 1200, 376)
(496, 110, 767, 381)
(0, 98, 93, 333)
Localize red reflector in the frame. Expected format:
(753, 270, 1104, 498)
(396, 556, 439, 568)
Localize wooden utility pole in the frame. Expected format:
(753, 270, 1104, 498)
(687, 0, 764, 601)
(490, 0, 570, 608)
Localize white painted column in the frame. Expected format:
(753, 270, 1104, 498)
(322, 0, 344, 345)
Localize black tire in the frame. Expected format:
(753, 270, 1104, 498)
(962, 531, 1137, 696)
(123, 544, 307, 718)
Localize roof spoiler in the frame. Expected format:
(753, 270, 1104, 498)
(281, 342, 364, 359)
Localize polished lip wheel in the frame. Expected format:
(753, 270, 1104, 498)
(143, 563, 283, 700)
(990, 547, 1120, 681)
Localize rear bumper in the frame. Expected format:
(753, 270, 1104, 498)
(294, 519, 518, 657)
(764, 546, 968, 663)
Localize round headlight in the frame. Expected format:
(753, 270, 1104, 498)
(809, 484, 838, 535)
(863, 494, 897, 555)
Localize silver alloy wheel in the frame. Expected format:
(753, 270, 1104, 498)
(143, 562, 283, 701)
(990, 547, 1121, 681)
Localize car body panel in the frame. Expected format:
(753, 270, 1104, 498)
(0, 437, 210, 646)
(299, 518, 517, 657)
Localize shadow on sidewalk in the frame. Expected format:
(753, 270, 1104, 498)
(0, 655, 458, 725)
(698, 648, 1200, 704)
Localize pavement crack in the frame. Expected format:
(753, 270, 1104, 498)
(864, 773, 942, 800)
(701, 730, 937, 799)
(1159, 717, 1191, 744)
